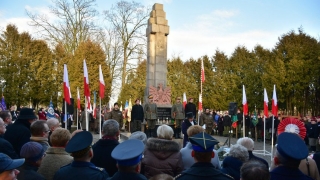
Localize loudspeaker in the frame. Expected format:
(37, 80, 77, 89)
(228, 102, 237, 115)
(62, 98, 74, 114)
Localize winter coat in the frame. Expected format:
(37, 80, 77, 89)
(91, 138, 119, 177)
(107, 110, 123, 126)
(4, 119, 31, 155)
(181, 119, 194, 147)
(0, 135, 19, 159)
(185, 102, 196, 118)
(180, 142, 220, 170)
(131, 104, 144, 121)
(221, 156, 243, 180)
(17, 162, 45, 180)
(141, 138, 183, 179)
(270, 166, 313, 180)
(38, 147, 73, 180)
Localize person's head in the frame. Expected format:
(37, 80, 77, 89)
(111, 139, 144, 174)
(188, 98, 193, 103)
(102, 119, 120, 137)
(129, 131, 147, 145)
(149, 174, 174, 180)
(240, 160, 270, 180)
(20, 142, 45, 167)
(114, 103, 119, 110)
(0, 111, 12, 125)
(50, 128, 71, 147)
(46, 118, 60, 132)
(187, 125, 204, 137)
(17, 108, 37, 124)
(30, 120, 50, 138)
(0, 153, 24, 180)
(229, 144, 249, 162)
(0, 118, 6, 135)
(237, 137, 254, 151)
(274, 132, 308, 168)
(176, 97, 181, 103)
(65, 131, 93, 161)
(205, 108, 210, 114)
(148, 95, 153, 103)
(311, 117, 317, 124)
(189, 132, 219, 163)
(135, 99, 140, 105)
(157, 125, 174, 140)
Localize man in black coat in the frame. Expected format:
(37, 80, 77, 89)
(4, 108, 37, 156)
(0, 118, 19, 159)
(185, 98, 196, 119)
(131, 99, 144, 133)
(91, 119, 119, 177)
(182, 112, 195, 148)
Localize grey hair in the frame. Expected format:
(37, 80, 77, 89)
(102, 119, 119, 136)
(157, 125, 173, 140)
(129, 131, 147, 145)
(229, 144, 249, 162)
(46, 118, 60, 129)
(237, 137, 254, 151)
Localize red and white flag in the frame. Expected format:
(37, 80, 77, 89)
(201, 59, 205, 82)
(99, 65, 105, 98)
(77, 88, 81, 110)
(198, 93, 203, 111)
(272, 85, 278, 116)
(83, 60, 91, 109)
(264, 88, 269, 117)
(183, 92, 187, 108)
(63, 64, 71, 105)
(242, 85, 248, 115)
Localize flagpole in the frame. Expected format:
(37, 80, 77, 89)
(99, 97, 102, 139)
(264, 116, 266, 156)
(85, 97, 88, 131)
(64, 100, 67, 130)
(243, 113, 245, 137)
(271, 115, 275, 161)
(77, 108, 79, 130)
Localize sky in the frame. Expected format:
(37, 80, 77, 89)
(0, 0, 319, 60)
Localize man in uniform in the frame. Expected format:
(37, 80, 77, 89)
(200, 108, 214, 135)
(109, 139, 147, 180)
(54, 131, 109, 180)
(131, 99, 144, 133)
(144, 95, 157, 138)
(171, 97, 185, 139)
(175, 132, 233, 180)
(270, 132, 313, 180)
(107, 103, 123, 131)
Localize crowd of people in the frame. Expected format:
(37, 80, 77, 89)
(0, 96, 320, 180)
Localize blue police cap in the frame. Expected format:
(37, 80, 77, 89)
(0, 153, 24, 173)
(65, 131, 93, 153)
(277, 132, 308, 160)
(189, 132, 219, 152)
(186, 112, 193, 119)
(111, 139, 144, 166)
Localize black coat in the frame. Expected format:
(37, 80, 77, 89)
(175, 162, 233, 180)
(223, 116, 232, 127)
(17, 163, 45, 180)
(307, 123, 319, 139)
(181, 119, 194, 148)
(108, 172, 147, 180)
(0, 136, 19, 159)
(270, 166, 313, 180)
(185, 102, 196, 118)
(4, 120, 31, 155)
(91, 138, 119, 176)
(248, 151, 269, 169)
(131, 104, 144, 121)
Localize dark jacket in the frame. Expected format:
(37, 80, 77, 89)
(141, 138, 183, 179)
(108, 172, 147, 180)
(221, 156, 243, 180)
(185, 102, 196, 118)
(307, 123, 319, 139)
(0, 136, 19, 159)
(54, 161, 109, 180)
(4, 119, 31, 155)
(248, 151, 269, 169)
(91, 138, 119, 177)
(17, 162, 45, 180)
(182, 119, 194, 148)
(270, 165, 313, 180)
(131, 104, 144, 122)
(223, 115, 232, 127)
(175, 162, 233, 180)
(313, 152, 320, 174)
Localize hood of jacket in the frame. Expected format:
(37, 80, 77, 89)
(145, 138, 180, 160)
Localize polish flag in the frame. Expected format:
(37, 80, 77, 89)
(183, 92, 187, 108)
(201, 59, 205, 82)
(198, 93, 203, 111)
(99, 65, 105, 98)
(242, 85, 248, 115)
(77, 88, 80, 110)
(83, 60, 91, 109)
(264, 88, 269, 117)
(63, 64, 71, 105)
(272, 85, 278, 116)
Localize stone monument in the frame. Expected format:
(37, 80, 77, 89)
(145, 3, 171, 108)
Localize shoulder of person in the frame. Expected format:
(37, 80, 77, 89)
(89, 166, 107, 173)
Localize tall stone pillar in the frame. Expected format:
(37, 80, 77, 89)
(145, 3, 171, 107)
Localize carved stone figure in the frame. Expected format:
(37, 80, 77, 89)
(149, 83, 171, 105)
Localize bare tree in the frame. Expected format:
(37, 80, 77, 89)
(26, 0, 99, 54)
(103, 0, 150, 92)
